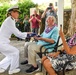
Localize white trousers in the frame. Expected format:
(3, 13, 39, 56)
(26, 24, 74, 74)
(0, 43, 19, 71)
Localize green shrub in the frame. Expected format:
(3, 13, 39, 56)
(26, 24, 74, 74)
(0, 0, 36, 26)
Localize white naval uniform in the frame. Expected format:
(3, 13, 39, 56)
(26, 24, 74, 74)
(0, 16, 27, 71)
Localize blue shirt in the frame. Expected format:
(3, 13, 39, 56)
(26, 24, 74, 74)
(37, 26, 59, 52)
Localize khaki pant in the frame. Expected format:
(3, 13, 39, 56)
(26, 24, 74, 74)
(24, 42, 45, 65)
(35, 72, 43, 75)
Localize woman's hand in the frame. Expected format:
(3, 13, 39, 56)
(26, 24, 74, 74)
(48, 52, 60, 58)
(59, 25, 64, 37)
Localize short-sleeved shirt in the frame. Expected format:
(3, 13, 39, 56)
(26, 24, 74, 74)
(37, 26, 59, 52)
(45, 10, 57, 26)
(46, 10, 57, 19)
(30, 14, 41, 28)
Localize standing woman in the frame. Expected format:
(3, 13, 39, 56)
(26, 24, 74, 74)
(23, 15, 30, 42)
(23, 15, 30, 32)
(0, 6, 31, 74)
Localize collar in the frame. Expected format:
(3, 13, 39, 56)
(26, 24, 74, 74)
(10, 16, 16, 22)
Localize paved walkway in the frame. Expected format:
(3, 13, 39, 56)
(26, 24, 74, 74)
(0, 39, 44, 75)
(0, 39, 76, 75)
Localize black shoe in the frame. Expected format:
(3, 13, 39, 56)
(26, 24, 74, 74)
(25, 38, 30, 42)
(20, 60, 28, 65)
(25, 65, 39, 74)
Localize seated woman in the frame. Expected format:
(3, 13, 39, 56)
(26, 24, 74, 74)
(42, 26, 76, 75)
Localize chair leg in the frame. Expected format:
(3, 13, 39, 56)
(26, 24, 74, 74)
(46, 71, 48, 75)
(40, 63, 43, 72)
(63, 68, 65, 75)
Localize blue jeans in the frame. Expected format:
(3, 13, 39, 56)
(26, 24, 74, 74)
(32, 28, 39, 34)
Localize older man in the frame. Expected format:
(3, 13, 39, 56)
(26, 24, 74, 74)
(21, 16, 59, 74)
(29, 9, 41, 34)
(0, 6, 31, 74)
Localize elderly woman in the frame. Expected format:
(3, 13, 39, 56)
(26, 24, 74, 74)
(42, 26, 76, 75)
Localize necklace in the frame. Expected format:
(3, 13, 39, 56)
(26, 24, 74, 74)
(45, 24, 56, 33)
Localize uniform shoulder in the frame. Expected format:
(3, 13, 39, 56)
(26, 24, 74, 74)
(4, 16, 15, 25)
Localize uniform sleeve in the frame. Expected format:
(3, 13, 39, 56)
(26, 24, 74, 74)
(11, 22, 27, 39)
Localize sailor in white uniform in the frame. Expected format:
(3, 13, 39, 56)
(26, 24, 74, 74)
(0, 6, 31, 74)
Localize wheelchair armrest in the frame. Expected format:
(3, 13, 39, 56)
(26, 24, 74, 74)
(40, 43, 54, 52)
(45, 43, 63, 52)
(43, 43, 63, 55)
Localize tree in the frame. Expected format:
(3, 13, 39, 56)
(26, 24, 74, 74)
(18, 0, 37, 19)
(67, 0, 76, 36)
(0, 0, 36, 26)
(0, 0, 10, 3)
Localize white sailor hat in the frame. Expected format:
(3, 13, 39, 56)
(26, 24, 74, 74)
(7, 5, 19, 13)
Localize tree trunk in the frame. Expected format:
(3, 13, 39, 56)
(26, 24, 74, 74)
(67, 0, 76, 36)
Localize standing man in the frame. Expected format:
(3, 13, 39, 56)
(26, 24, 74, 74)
(0, 6, 31, 74)
(41, 3, 57, 33)
(42, 3, 57, 22)
(29, 9, 41, 34)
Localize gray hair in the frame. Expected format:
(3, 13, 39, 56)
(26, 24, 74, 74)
(46, 16, 56, 23)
